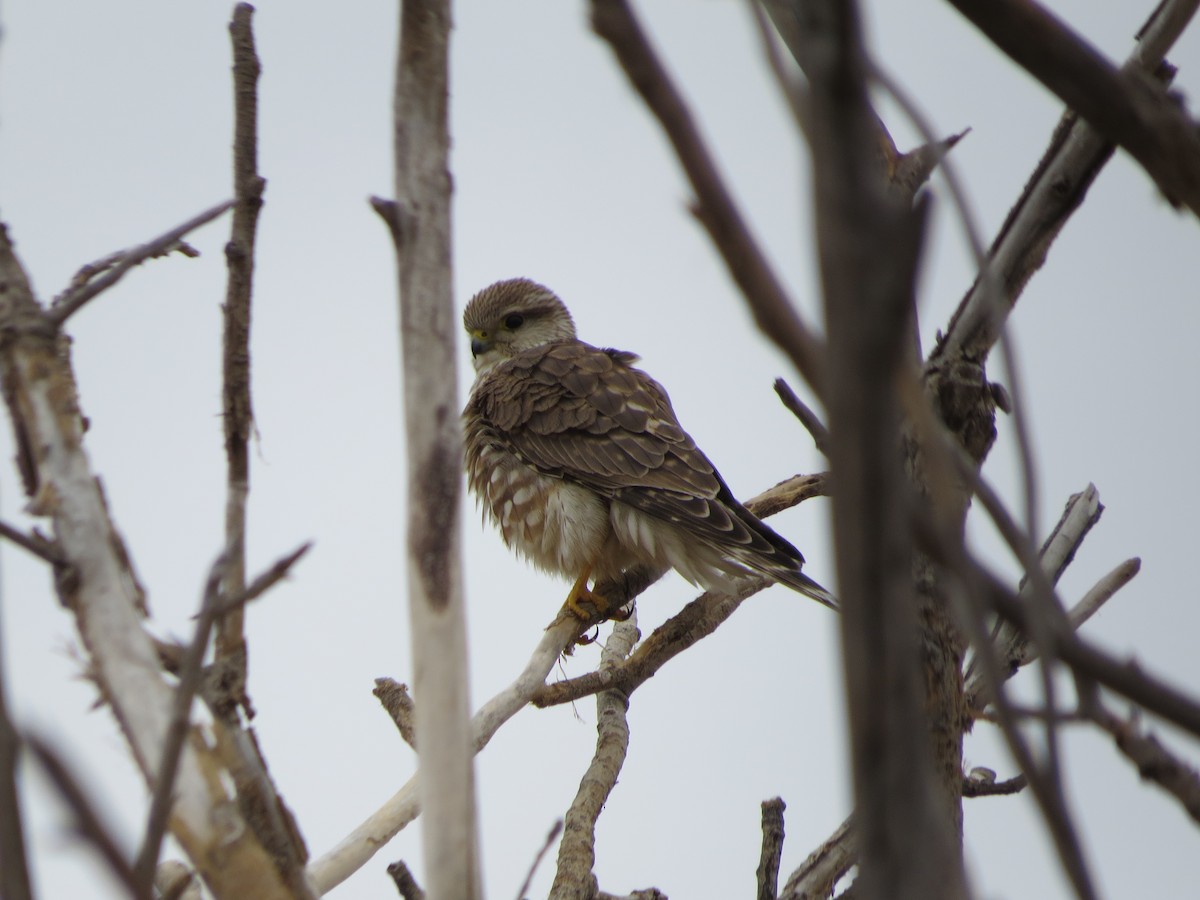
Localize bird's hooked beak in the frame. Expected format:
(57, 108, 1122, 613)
(469, 330, 491, 358)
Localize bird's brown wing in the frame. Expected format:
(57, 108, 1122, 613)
(470, 340, 802, 564)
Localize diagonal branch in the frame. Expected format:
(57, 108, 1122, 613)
(590, 0, 827, 397)
(1090, 703, 1200, 825)
(27, 734, 141, 895)
(48, 200, 234, 324)
(942, 0, 1200, 217)
(932, 0, 1199, 365)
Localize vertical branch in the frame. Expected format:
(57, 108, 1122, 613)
(387, 1, 480, 897)
(795, 2, 966, 899)
(550, 617, 637, 898)
(217, 1, 266, 719)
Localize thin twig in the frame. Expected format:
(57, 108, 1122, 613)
(387, 861, 427, 900)
(747, 1, 811, 138)
(215, 0, 267, 721)
(48, 200, 234, 324)
(0, 518, 63, 564)
(964, 485, 1103, 697)
(207, 542, 312, 618)
(757, 797, 786, 900)
(27, 733, 140, 896)
(962, 773, 1028, 798)
(773, 379, 830, 456)
(590, 0, 827, 398)
(514, 819, 563, 900)
(133, 551, 232, 893)
(1091, 702, 1200, 824)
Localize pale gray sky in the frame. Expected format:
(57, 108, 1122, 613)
(1, 1, 1197, 898)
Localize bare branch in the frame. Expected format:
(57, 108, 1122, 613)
(514, 819, 563, 900)
(963, 485, 1106, 705)
(757, 797, 786, 900)
(215, 0, 268, 720)
(48, 200, 234, 324)
(978, 556, 1140, 698)
(375, 678, 418, 750)
(962, 771, 1027, 798)
(590, 0, 828, 398)
(535, 580, 767, 709)
(379, 1, 478, 896)
(943, 0, 1200, 217)
(208, 541, 312, 618)
(0, 617, 33, 900)
(27, 733, 141, 896)
(932, 0, 1197, 363)
(0, 517, 63, 565)
(307, 431, 798, 888)
(309, 615, 586, 893)
(133, 551, 232, 893)
(773, 379, 830, 456)
(0, 221, 294, 896)
(780, 814, 856, 900)
(551, 616, 638, 897)
(387, 861, 427, 900)
(793, 1, 966, 897)
(1091, 704, 1200, 824)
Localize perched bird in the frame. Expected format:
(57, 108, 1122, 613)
(462, 278, 835, 617)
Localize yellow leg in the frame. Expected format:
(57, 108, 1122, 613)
(563, 563, 606, 620)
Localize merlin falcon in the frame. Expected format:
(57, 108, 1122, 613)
(462, 278, 835, 617)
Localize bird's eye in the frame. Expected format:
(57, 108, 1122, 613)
(504, 314, 525, 329)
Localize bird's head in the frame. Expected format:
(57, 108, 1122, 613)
(463, 278, 577, 376)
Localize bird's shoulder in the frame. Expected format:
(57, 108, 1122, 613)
(470, 339, 680, 438)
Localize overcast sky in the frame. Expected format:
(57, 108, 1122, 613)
(1, 1, 1198, 898)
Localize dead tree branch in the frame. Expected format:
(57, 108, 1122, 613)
(47, 200, 233, 324)
(1090, 704, 1200, 825)
(795, 1, 966, 897)
(932, 0, 1198, 364)
(27, 734, 141, 896)
(757, 797, 786, 900)
(0, 223, 295, 897)
(386, 0, 479, 894)
(591, 0, 828, 397)
(0, 621, 33, 900)
(375, 678, 418, 750)
(943, 0, 1200, 217)
(215, 0, 267, 721)
(551, 617, 638, 898)
(779, 814, 855, 900)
